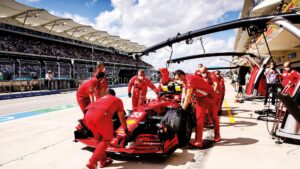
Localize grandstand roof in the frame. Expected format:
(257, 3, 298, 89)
(0, 0, 146, 53)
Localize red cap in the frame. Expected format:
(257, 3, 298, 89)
(160, 68, 169, 77)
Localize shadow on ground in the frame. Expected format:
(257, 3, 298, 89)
(81, 145, 196, 169)
(220, 121, 257, 128)
(216, 137, 259, 146)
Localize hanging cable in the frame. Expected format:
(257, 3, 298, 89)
(262, 32, 275, 64)
(253, 37, 261, 59)
(166, 45, 173, 68)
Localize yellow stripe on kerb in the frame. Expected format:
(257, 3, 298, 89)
(224, 100, 235, 124)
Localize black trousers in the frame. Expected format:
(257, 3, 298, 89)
(264, 83, 277, 105)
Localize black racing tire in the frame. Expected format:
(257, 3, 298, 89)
(162, 109, 192, 147)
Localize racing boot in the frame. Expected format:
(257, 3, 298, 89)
(214, 134, 221, 142)
(211, 106, 221, 143)
(213, 123, 221, 142)
(88, 141, 110, 168)
(189, 120, 203, 148)
(190, 139, 203, 148)
(99, 157, 113, 168)
(86, 161, 97, 169)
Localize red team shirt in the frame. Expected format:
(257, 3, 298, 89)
(85, 94, 124, 140)
(185, 75, 214, 99)
(128, 76, 157, 94)
(194, 70, 218, 86)
(282, 70, 300, 87)
(77, 78, 108, 99)
(216, 75, 225, 93)
(85, 94, 124, 119)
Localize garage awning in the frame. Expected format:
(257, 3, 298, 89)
(0, 0, 146, 53)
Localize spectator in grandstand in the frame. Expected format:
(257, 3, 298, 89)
(0, 72, 3, 80)
(45, 70, 54, 89)
(0, 30, 151, 67)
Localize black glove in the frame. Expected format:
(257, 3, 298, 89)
(128, 92, 132, 98)
(124, 127, 130, 140)
(124, 127, 129, 135)
(177, 106, 186, 114)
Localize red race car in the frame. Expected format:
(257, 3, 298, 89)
(74, 81, 194, 156)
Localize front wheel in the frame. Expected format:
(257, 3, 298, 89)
(162, 109, 192, 147)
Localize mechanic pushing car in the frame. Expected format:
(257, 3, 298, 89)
(85, 89, 128, 169)
(158, 68, 173, 92)
(76, 64, 107, 130)
(282, 61, 300, 95)
(76, 64, 108, 113)
(174, 70, 221, 148)
(128, 69, 158, 111)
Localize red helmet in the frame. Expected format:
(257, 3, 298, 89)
(159, 68, 169, 77)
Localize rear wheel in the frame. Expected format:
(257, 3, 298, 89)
(162, 109, 192, 147)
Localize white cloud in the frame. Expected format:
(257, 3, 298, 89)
(94, 0, 243, 71)
(49, 10, 94, 26)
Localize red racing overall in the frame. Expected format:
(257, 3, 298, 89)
(282, 70, 300, 95)
(215, 72, 225, 112)
(128, 75, 158, 111)
(84, 94, 125, 168)
(200, 71, 221, 123)
(158, 68, 173, 92)
(185, 75, 220, 146)
(76, 78, 108, 113)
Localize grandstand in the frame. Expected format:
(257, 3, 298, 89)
(0, 0, 155, 95)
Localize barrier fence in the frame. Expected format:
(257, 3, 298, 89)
(0, 77, 158, 95)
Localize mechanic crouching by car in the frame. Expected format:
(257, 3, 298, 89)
(85, 89, 128, 169)
(158, 68, 173, 92)
(128, 69, 159, 111)
(174, 70, 221, 148)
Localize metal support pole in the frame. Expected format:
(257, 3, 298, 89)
(199, 37, 206, 53)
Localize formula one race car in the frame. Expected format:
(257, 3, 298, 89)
(74, 81, 194, 156)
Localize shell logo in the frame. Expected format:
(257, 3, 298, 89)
(126, 119, 137, 125)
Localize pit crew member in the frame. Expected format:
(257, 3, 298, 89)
(128, 69, 158, 111)
(85, 89, 128, 169)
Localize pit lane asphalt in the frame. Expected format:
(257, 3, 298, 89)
(0, 80, 299, 169)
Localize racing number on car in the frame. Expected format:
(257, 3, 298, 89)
(130, 112, 143, 118)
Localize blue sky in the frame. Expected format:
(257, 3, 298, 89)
(16, 0, 243, 70)
(17, 0, 113, 20)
